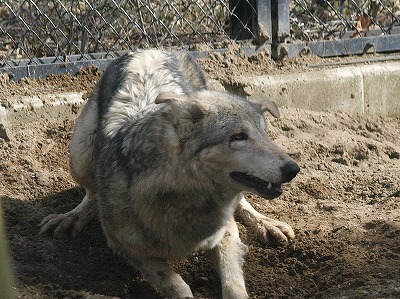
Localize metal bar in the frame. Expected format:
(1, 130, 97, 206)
(271, 0, 290, 59)
(2, 59, 114, 81)
(3, 31, 400, 80)
(0, 49, 131, 79)
(1, 51, 129, 68)
(271, 0, 290, 42)
(0, 47, 265, 81)
(2, 35, 400, 80)
(287, 34, 400, 58)
(255, 0, 272, 44)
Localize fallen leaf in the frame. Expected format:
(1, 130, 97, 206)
(350, 14, 373, 38)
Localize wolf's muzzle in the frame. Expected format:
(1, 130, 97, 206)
(280, 161, 300, 182)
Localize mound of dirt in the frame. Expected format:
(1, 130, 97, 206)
(1, 52, 400, 298)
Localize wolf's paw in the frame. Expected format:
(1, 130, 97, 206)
(39, 212, 87, 238)
(255, 217, 295, 244)
(222, 281, 248, 299)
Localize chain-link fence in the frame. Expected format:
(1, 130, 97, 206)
(0, 0, 235, 60)
(0, 0, 261, 61)
(1, 0, 400, 79)
(291, 0, 400, 41)
(287, 0, 400, 57)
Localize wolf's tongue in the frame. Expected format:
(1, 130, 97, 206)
(230, 172, 283, 199)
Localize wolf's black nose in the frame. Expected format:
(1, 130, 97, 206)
(281, 161, 300, 182)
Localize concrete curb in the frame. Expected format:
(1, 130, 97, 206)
(240, 62, 400, 118)
(1, 62, 399, 140)
(1, 92, 84, 140)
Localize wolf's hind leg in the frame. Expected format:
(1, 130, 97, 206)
(136, 258, 193, 298)
(209, 218, 249, 299)
(236, 194, 295, 244)
(39, 189, 96, 238)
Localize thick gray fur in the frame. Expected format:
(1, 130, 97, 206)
(40, 49, 299, 298)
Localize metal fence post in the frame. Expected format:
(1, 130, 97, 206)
(271, 0, 291, 59)
(230, 0, 272, 44)
(255, 0, 272, 44)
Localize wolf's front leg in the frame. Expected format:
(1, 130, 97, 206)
(39, 189, 96, 238)
(209, 218, 249, 299)
(136, 258, 193, 298)
(236, 194, 295, 244)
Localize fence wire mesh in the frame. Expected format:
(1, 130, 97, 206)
(1, 0, 400, 72)
(0, 0, 239, 64)
(291, 0, 400, 41)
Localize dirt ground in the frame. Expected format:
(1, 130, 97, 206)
(1, 49, 400, 298)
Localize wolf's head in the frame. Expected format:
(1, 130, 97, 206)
(156, 90, 299, 199)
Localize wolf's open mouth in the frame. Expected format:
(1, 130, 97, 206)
(230, 172, 283, 199)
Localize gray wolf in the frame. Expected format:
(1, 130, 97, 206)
(40, 49, 299, 298)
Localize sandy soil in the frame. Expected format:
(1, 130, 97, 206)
(1, 50, 400, 298)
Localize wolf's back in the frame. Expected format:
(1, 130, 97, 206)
(91, 50, 206, 140)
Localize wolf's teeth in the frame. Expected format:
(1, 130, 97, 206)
(267, 182, 272, 189)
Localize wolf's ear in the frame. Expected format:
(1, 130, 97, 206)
(155, 92, 204, 133)
(248, 96, 280, 118)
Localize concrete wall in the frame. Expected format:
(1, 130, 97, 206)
(240, 62, 400, 117)
(0, 62, 399, 141)
(0, 92, 84, 140)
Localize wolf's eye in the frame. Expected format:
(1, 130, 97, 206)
(230, 132, 248, 142)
